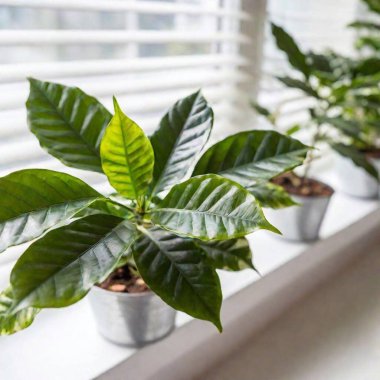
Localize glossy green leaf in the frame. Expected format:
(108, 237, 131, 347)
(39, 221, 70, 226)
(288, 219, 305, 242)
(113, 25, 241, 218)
(133, 227, 222, 331)
(150, 174, 278, 241)
(248, 182, 298, 209)
(271, 23, 310, 78)
(197, 238, 254, 271)
(150, 90, 213, 195)
(0, 288, 39, 335)
(276, 76, 319, 98)
(332, 143, 378, 180)
(100, 98, 154, 200)
(193, 131, 309, 187)
(10, 215, 137, 312)
(27, 78, 111, 173)
(0, 169, 101, 253)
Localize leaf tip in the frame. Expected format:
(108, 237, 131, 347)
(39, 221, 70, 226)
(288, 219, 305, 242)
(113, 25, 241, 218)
(263, 219, 282, 235)
(270, 21, 280, 32)
(112, 96, 122, 114)
(26, 77, 40, 89)
(214, 319, 223, 333)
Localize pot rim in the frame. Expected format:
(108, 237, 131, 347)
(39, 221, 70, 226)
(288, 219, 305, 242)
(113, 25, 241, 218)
(92, 284, 156, 299)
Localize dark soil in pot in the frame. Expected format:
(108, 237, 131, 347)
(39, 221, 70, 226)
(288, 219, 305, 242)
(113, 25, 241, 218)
(98, 265, 149, 294)
(272, 172, 334, 197)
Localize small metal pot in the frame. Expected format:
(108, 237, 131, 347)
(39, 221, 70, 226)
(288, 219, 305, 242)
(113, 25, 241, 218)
(88, 286, 176, 347)
(264, 186, 333, 242)
(335, 154, 380, 199)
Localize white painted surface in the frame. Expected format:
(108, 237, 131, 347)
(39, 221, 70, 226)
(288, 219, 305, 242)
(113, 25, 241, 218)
(205, 242, 380, 380)
(0, 168, 378, 380)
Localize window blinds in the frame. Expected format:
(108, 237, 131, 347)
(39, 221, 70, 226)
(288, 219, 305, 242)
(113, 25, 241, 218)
(0, 0, 259, 190)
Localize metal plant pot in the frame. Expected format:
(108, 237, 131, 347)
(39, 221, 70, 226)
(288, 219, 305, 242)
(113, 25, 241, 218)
(264, 188, 333, 242)
(335, 154, 380, 199)
(88, 286, 176, 347)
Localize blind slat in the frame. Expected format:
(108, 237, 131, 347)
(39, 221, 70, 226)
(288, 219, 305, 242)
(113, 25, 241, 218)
(0, 30, 251, 46)
(0, 0, 250, 20)
(0, 54, 249, 83)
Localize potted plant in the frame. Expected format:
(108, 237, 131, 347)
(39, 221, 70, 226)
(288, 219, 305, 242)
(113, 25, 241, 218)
(334, 0, 380, 198)
(252, 22, 380, 240)
(0, 79, 309, 345)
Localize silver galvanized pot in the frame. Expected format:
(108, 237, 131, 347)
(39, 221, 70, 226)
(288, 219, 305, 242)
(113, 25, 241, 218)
(264, 188, 333, 242)
(335, 154, 380, 199)
(88, 286, 176, 346)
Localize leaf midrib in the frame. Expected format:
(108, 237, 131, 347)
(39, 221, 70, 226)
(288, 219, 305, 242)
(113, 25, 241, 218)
(31, 83, 101, 158)
(118, 114, 139, 199)
(152, 92, 206, 195)
(219, 148, 308, 175)
(140, 228, 219, 321)
(0, 197, 98, 228)
(151, 207, 256, 222)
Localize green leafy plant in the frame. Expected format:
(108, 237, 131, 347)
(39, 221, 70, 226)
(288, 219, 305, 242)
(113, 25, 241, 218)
(253, 22, 380, 182)
(0, 78, 309, 335)
(349, 0, 380, 52)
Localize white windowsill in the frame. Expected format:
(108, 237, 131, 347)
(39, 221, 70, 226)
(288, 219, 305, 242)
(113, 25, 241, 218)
(0, 166, 378, 380)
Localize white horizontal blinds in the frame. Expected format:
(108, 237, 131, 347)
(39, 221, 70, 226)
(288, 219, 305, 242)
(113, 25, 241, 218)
(0, 0, 253, 187)
(258, 0, 359, 132)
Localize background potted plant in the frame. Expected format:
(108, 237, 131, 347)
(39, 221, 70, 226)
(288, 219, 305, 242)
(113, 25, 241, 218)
(252, 22, 380, 240)
(333, 0, 380, 198)
(0, 79, 309, 345)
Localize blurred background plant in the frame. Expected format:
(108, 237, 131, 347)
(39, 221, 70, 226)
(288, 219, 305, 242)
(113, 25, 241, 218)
(253, 6, 380, 184)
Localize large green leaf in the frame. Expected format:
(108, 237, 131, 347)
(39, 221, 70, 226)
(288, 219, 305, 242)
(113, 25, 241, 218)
(0, 169, 101, 253)
(133, 227, 222, 331)
(0, 287, 39, 335)
(27, 78, 111, 173)
(248, 182, 298, 209)
(150, 174, 278, 241)
(10, 215, 137, 312)
(271, 23, 310, 78)
(149, 91, 213, 195)
(100, 98, 154, 200)
(192, 131, 309, 187)
(276, 76, 319, 98)
(332, 143, 379, 180)
(197, 238, 254, 271)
